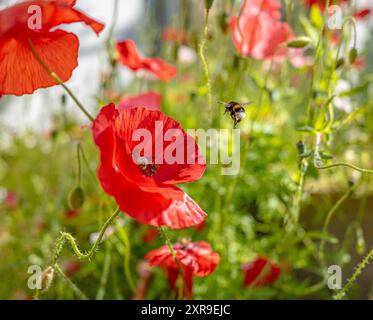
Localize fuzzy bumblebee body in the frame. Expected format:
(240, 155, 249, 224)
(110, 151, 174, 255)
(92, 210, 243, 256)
(220, 101, 251, 128)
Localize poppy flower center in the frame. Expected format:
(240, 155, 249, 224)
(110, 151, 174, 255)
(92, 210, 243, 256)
(136, 156, 159, 177)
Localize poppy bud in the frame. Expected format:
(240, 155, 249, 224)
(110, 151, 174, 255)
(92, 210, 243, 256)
(335, 58, 345, 69)
(218, 12, 228, 33)
(287, 37, 312, 48)
(349, 47, 358, 64)
(356, 226, 365, 255)
(205, 0, 214, 11)
(68, 186, 85, 210)
(40, 266, 54, 293)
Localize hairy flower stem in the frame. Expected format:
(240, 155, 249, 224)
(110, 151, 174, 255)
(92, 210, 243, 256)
(335, 247, 373, 300)
(53, 207, 121, 263)
(158, 227, 185, 299)
(27, 38, 95, 122)
(54, 263, 88, 300)
(198, 8, 212, 122)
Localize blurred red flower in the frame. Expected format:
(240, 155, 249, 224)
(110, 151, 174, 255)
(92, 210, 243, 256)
(142, 227, 159, 243)
(116, 39, 177, 82)
(306, 0, 370, 20)
(162, 28, 189, 44)
(230, 0, 306, 65)
(354, 9, 371, 20)
(241, 256, 281, 287)
(118, 91, 161, 112)
(305, 0, 349, 10)
(145, 240, 220, 297)
(92, 104, 206, 229)
(0, 0, 104, 96)
(64, 209, 79, 219)
(5, 191, 18, 209)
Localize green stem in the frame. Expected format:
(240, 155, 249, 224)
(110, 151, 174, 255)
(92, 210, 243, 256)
(95, 242, 112, 300)
(306, 0, 331, 124)
(319, 181, 359, 263)
(53, 207, 121, 263)
(198, 8, 212, 121)
(76, 143, 82, 187)
(293, 160, 308, 226)
(116, 221, 136, 292)
(158, 227, 185, 299)
(27, 38, 95, 122)
(335, 247, 373, 300)
(317, 162, 373, 175)
(54, 263, 89, 300)
(79, 143, 100, 187)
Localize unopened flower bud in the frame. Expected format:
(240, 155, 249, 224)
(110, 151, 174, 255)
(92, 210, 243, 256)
(68, 186, 85, 210)
(349, 47, 358, 64)
(205, 0, 214, 11)
(287, 37, 312, 48)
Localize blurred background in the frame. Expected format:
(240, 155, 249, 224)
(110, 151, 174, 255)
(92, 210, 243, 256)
(1, 0, 373, 300)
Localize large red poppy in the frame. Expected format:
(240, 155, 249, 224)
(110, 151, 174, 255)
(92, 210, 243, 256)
(116, 39, 177, 82)
(118, 91, 161, 112)
(145, 240, 220, 297)
(0, 0, 104, 96)
(230, 0, 306, 65)
(241, 256, 281, 287)
(92, 104, 206, 229)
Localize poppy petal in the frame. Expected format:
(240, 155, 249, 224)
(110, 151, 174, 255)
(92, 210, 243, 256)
(0, 30, 78, 95)
(118, 91, 161, 111)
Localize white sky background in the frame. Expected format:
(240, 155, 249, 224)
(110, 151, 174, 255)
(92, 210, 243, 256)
(0, 0, 372, 134)
(0, 0, 144, 133)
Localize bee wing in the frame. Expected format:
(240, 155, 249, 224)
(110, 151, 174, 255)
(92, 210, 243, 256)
(240, 102, 253, 107)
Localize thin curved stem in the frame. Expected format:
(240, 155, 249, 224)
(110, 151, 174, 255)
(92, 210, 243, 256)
(319, 181, 359, 264)
(198, 8, 212, 121)
(317, 162, 373, 175)
(53, 207, 121, 263)
(335, 247, 373, 300)
(27, 38, 95, 122)
(54, 263, 89, 300)
(116, 221, 136, 293)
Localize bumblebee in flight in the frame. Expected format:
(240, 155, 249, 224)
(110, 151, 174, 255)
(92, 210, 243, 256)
(219, 101, 252, 128)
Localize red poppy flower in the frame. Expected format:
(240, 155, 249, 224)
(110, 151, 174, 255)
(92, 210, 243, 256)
(0, 0, 104, 96)
(241, 256, 281, 287)
(118, 91, 161, 112)
(92, 104, 206, 229)
(230, 0, 306, 65)
(116, 39, 177, 82)
(145, 240, 220, 297)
